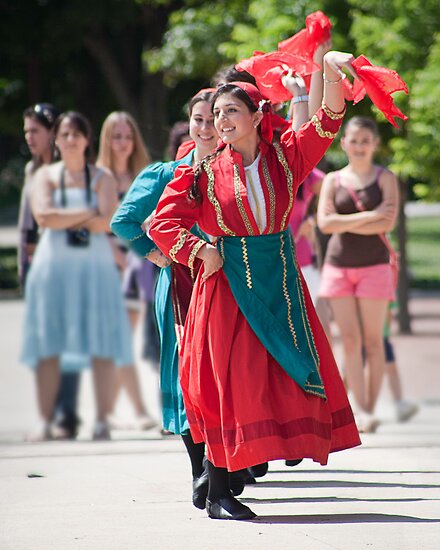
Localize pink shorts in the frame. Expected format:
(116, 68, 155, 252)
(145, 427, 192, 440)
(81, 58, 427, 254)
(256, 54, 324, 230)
(319, 263, 395, 300)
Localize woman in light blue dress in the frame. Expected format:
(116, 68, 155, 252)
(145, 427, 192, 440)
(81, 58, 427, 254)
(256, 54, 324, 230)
(111, 90, 227, 508)
(21, 111, 133, 441)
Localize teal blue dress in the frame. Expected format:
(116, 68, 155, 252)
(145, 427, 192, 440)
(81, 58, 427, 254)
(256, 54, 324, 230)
(111, 151, 195, 434)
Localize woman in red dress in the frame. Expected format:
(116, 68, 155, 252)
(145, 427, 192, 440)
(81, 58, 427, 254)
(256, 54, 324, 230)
(150, 51, 361, 520)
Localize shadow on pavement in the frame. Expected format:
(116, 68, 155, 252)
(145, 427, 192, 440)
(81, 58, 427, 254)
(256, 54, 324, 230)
(242, 496, 440, 505)
(252, 479, 440, 490)
(250, 513, 440, 524)
(269, 469, 440, 475)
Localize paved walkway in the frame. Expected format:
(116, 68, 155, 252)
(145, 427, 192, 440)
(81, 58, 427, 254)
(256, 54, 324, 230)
(0, 296, 439, 550)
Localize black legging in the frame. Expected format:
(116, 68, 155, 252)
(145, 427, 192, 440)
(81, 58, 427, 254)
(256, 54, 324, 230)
(181, 433, 205, 479)
(207, 460, 231, 500)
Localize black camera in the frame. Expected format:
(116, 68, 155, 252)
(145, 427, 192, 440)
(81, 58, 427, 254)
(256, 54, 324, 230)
(66, 228, 90, 247)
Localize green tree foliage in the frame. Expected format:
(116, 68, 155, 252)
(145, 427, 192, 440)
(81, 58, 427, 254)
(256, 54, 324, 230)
(146, 1, 245, 83)
(1, 0, 439, 198)
(0, 0, 205, 160)
(349, 0, 440, 198)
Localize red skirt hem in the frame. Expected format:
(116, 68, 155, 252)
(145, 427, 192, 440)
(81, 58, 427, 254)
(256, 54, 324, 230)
(180, 269, 361, 472)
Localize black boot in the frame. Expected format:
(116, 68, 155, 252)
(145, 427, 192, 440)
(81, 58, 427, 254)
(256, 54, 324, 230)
(181, 434, 207, 509)
(229, 469, 246, 496)
(206, 495, 256, 520)
(285, 458, 303, 467)
(206, 460, 256, 520)
(247, 462, 269, 478)
(192, 469, 209, 509)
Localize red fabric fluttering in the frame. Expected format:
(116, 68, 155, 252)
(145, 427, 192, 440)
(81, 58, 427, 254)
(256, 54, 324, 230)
(236, 50, 319, 103)
(278, 11, 332, 61)
(175, 139, 195, 160)
(345, 55, 408, 127)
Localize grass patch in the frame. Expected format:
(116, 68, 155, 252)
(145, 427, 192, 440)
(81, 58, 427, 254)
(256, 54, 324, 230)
(0, 215, 439, 293)
(405, 216, 440, 289)
(0, 247, 19, 290)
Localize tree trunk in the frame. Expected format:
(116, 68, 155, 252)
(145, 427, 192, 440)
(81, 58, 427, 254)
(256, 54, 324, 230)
(83, 33, 168, 161)
(396, 178, 412, 334)
(139, 70, 168, 161)
(83, 34, 140, 119)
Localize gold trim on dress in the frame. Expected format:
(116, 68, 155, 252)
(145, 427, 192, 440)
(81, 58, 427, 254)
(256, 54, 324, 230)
(279, 233, 299, 350)
(289, 232, 320, 371)
(311, 115, 339, 139)
(234, 164, 255, 236)
(129, 232, 144, 242)
(169, 229, 189, 263)
(218, 237, 225, 260)
(296, 278, 321, 370)
(304, 379, 326, 397)
(262, 157, 276, 234)
(273, 142, 294, 231)
(321, 102, 346, 120)
(188, 239, 206, 281)
(203, 160, 236, 237)
(241, 237, 253, 289)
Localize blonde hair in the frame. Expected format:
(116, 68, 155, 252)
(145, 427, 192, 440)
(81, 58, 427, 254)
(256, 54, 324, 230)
(96, 111, 151, 176)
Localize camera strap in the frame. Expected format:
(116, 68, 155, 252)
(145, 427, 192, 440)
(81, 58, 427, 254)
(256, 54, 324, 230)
(60, 164, 92, 207)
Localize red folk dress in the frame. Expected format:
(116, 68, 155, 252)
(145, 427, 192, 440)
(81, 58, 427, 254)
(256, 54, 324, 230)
(150, 105, 361, 471)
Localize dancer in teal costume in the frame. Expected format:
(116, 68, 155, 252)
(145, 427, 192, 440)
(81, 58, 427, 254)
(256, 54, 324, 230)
(111, 89, 241, 509)
(111, 149, 195, 435)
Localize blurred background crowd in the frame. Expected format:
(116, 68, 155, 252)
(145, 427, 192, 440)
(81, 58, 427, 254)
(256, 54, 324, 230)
(0, 1, 439, 442)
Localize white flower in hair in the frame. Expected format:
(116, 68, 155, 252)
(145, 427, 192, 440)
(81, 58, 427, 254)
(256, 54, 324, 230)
(258, 99, 270, 112)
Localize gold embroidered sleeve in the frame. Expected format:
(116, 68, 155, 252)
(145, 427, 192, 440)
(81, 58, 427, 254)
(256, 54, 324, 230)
(311, 115, 339, 139)
(188, 239, 206, 280)
(169, 230, 189, 263)
(321, 102, 346, 121)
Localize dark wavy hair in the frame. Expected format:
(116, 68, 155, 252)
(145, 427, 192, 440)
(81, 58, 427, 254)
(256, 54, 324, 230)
(211, 84, 258, 114)
(23, 103, 60, 171)
(23, 103, 59, 130)
(211, 65, 257, 88)
(188, 90, 215, 116)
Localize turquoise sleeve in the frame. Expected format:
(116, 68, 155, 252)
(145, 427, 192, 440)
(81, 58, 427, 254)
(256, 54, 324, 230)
(111, 161, 177, 257)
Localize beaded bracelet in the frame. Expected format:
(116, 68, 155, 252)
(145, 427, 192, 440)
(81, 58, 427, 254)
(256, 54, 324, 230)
(293, 94, 309, 104)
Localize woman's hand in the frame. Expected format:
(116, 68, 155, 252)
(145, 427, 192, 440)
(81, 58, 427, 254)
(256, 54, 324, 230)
(281, 70, 307, 96)
(141, 210, 155, 233)
(321, 51, 356, 115)
(375, 201, 396, 221)
(25, 244, 37, 257)
(146, 248, 171, 268)
(297, 217, 315, 241)
(196, 243, 223, 280)
(323, 51, 357, 81)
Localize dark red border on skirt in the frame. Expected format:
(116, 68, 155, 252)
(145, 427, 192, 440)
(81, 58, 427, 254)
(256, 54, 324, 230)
(187, 405, 355, 448)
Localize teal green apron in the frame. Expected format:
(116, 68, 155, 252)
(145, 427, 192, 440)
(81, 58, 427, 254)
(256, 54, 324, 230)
(218, 229, 325, 399)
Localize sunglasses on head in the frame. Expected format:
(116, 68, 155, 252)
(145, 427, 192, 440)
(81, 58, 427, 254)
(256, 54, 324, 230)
(33, 104, 56, 125)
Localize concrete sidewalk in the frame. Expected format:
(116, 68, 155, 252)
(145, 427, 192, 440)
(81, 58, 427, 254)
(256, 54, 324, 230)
(1, 296, 439, 549)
